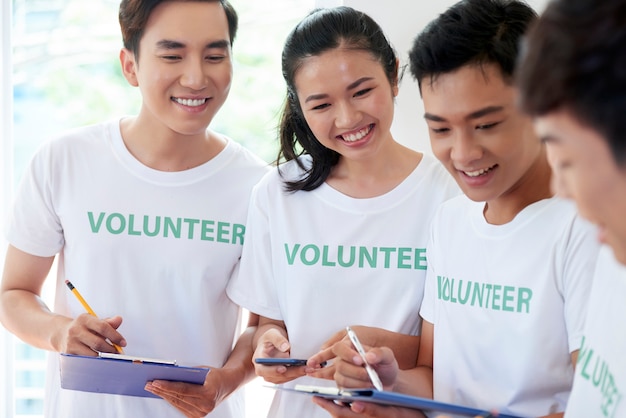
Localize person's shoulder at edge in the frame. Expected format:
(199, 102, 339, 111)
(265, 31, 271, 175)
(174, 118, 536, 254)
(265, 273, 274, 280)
(218, 132, 271, 172)
(38, 119, 115, 149)
(252, 154, 312, 189)
(550, 197, 600, 256)
(597, 243, 626, 276)
(543, 195, 597, 232)
(433, 191, 475, 217)
(21, 119, 118, 168)
(417, 153, 462, 193)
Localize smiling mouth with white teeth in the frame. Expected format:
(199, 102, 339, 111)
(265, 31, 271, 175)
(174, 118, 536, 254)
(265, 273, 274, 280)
(463, 165, 497, 177)
(339, 124, 373, 142)
(173, 97, 208, 107)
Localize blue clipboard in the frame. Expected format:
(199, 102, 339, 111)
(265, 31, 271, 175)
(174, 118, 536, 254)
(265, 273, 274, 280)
(281, 384, 529, 418)
(60, 353, 209, 398)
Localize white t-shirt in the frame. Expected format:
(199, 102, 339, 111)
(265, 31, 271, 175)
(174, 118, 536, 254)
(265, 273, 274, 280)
(6, 120, 269, 418)
(227, 154, 460, 418)
(420, 196, 600, 417)
(565, 245, 626, 418)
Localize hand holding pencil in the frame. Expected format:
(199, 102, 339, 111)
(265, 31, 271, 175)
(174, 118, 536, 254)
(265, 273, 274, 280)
(65, 280, 125, 354)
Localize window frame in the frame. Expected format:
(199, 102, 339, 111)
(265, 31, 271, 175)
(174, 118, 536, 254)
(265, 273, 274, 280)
(1, 0, 15, 415)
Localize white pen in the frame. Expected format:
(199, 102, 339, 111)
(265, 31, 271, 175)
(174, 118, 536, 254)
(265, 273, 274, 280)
(345, 326, 383, 391)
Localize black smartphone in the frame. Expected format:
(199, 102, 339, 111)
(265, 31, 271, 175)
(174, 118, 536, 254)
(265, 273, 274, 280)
(255, 358, 308, 367)
(255, 358, 327, 367)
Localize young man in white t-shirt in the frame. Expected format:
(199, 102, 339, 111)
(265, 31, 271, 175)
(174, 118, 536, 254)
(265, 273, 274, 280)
(517, 0, 626, 417)
(313, 1, 600, 418)
(0, 1, 268, 417)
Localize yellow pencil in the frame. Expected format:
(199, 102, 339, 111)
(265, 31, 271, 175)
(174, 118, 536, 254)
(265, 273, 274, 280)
(65, 279, 124, 354)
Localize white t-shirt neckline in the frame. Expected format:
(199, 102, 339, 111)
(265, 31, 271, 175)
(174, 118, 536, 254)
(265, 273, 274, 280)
(109, 119, 234, 186)
(314, 154, 435, 213)
(471, 197, 555, 238)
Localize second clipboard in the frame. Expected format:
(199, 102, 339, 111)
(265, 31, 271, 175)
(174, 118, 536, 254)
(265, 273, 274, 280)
(278, 385, 528, 418)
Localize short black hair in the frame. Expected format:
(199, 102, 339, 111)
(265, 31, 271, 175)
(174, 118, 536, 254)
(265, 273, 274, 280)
(408, 0, 537, 91)
(517, 0, 626, 165)
(119, 0, 238, 58)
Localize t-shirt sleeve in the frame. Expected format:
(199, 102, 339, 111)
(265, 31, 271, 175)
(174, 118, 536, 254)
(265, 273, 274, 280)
(561, 215, 601, 353)
(226, 178, 283, 320)
(6, 143, 64, 257)
(420, 208, 442, 325)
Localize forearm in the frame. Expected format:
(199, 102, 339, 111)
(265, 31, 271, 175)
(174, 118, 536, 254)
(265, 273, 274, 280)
(0, 246, 63, 351)
(374, 331, 419, 370)
(219, 324, 258, 395)
(252, 320, 287, 350)
(392, 365, 433, 399)
(0, 288, 70, 352)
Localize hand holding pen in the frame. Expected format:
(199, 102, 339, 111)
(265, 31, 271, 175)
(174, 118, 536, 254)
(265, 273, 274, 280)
(65, 280, 125, 354)
(345, 326, 384, 391)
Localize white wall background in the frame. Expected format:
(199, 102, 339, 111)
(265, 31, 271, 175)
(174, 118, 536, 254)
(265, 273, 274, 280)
(317, 0, 549, 154)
